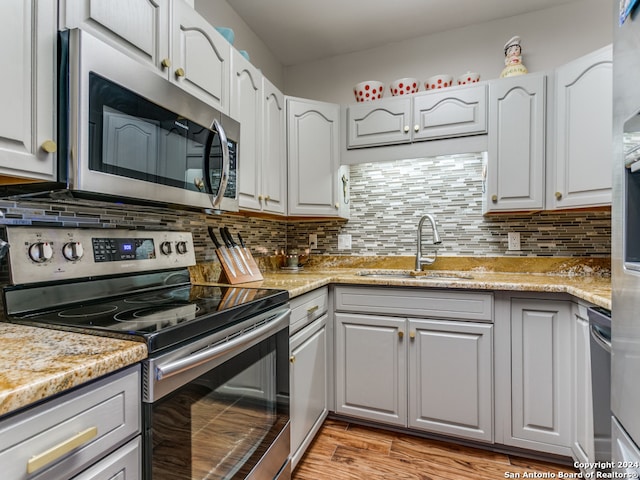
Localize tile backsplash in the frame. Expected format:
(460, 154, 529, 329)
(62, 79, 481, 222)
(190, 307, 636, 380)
(0, 152, 611, 268)
(289, 154, 611, 257)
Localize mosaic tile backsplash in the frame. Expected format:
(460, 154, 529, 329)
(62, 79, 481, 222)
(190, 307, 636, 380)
(0, 152, 610, 270)
(287, 153, 611, 257)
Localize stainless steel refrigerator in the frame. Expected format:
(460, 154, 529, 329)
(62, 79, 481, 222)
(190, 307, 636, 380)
(612, 0, 640, 475)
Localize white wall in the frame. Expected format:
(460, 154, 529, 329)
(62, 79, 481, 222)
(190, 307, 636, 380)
(284, 0, 612, 104)
(194, 0, 285, 88)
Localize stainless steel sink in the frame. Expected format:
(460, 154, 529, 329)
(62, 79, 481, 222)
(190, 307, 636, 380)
(356, 271, 473, 280)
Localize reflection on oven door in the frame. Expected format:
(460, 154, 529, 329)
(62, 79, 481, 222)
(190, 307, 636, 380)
(148, 342, 288, 480)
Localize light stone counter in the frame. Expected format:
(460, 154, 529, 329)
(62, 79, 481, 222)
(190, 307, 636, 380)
(190, 255, 612, 309)
(197, 269, 611, 309)
(0, 256, 610, 419)
(0, 323, 147, 417)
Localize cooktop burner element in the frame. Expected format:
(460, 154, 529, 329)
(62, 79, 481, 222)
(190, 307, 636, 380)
(2, 227, 289, 354)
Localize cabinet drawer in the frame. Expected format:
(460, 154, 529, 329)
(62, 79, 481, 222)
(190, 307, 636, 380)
(290, 287, 329, 334)
(335, 286, 493, 322)
(72, 436, 141, 480)
(0, 365, 140, 480)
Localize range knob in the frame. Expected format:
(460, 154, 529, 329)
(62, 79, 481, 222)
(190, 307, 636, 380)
(62, 242, 84, 261)
(28, 242, 53, 263)
(160, 241, 173, 255)
(176, 241, 188, 255)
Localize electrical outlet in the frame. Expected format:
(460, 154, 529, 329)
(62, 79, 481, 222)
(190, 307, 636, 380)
(508, 232, 521, 251)
(338, 234, 352, 250)
(309, 234, 318, 250)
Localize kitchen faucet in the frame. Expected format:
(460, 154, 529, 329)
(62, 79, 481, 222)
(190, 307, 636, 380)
(416, 214, 442, 271)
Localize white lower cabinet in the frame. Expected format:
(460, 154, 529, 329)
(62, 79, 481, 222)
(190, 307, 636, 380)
(408, 319, 493, 442)
(335, 312, 407, 426)
(334, 287, 494, 442)
(289, 287, 329, 471)
(507, 297, 573, 455)
(0, 365, 141, 480)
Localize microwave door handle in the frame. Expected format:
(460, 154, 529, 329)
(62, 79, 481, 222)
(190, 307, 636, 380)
(204, 118, 230, 209)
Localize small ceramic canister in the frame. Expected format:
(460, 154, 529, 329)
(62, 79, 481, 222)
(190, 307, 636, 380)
(353, 81, 384, 102)
(425, 74, 453, 90)
(390, 77, 419, 96)
(457, 72, 481, 85)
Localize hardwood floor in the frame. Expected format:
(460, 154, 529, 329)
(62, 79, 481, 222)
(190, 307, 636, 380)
(292, 419, 580, 480)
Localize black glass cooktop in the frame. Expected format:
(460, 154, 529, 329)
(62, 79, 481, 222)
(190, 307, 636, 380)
(9, 284, 288, 354)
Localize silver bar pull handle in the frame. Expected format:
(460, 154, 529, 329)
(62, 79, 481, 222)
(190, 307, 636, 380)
(156, 309, 289, 381)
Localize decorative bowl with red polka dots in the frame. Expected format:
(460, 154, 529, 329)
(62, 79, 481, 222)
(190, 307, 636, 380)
(457, 72, 481, 85)
(353, 81, 384, 102)
(390, 77, 419, 96)
(425, 74, 453, 90)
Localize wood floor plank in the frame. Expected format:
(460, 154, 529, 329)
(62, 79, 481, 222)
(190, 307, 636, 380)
(390, 434, 511, 465)
(509, 454, 577, 473)
(293, 420, 579, 480)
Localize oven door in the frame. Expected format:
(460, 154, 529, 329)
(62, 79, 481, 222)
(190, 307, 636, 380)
(143, 307, 290, 480)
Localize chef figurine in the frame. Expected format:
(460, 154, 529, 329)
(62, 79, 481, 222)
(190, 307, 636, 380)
(500, 36, 528, 78)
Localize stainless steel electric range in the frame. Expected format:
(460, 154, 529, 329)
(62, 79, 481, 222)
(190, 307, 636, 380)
(2, 226, 291, 480)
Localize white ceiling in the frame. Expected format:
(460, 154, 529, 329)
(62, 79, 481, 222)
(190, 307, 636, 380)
(226, 0, 578, 66)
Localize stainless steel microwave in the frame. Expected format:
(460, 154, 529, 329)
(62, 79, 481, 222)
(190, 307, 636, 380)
(60, 29, 239, 212)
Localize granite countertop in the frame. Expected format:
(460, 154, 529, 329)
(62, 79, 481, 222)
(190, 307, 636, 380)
(191, 255, 612, 309)
(218, 269, 611, 309)
(0, 255, 611, 420)
(0, 324, 147, 417)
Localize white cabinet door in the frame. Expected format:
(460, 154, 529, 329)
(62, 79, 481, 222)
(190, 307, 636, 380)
(233, 50, 263, 212)
(346, 97, 412, 148)
(549, 45, 613, 209)
(262, 78, 287, 215)
(0, 0, 57, 181)
(170, 1, 230, 113)
(288, 98, 346, 217)
(289, 315, 328, 470)
(61, 0, 169, 73)
(335, 312, 406, 426)
(509, 298, 572, 455)
(486, 73, 546, 213)
(572, 303, 595, 477)
(413, 84, 487, 141)
(408, 319, 493, 442)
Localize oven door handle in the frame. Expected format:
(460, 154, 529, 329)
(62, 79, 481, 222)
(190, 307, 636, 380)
(155, 308, 289, 381)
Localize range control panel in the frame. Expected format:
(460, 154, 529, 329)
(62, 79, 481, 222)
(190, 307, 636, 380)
(5, 227, 196, 285)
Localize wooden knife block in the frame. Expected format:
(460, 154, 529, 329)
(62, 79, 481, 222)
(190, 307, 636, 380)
(216, 246, 263, 284)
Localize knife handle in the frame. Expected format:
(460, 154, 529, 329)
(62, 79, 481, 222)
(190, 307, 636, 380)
(219, 227, 232, 247)
(207, 227, 222, 249)
(223, 227, 238, 247)
(237, 232, 246, 248)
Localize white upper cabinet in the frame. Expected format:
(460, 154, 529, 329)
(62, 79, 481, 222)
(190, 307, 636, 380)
(412, 85, 487, 141)
(235, 54, 287, 215)
(0, 0, 57, 181)
(261, 77, 287, 215)
(61, 0, 169, 73)
(62, 0, 230, 113)
(347, 97, 413, 148)
(485, 73, 546, 213)
(233, 50, 263, 212)
(288, 97, 349, 218)
(548, 45, 613, 210)
(346, 84, 487, 149)
(170, 1, 230, 113)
